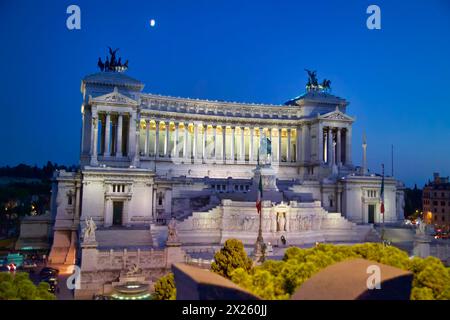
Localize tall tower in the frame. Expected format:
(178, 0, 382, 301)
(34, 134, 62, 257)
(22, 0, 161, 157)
(362, 132, 367, 175)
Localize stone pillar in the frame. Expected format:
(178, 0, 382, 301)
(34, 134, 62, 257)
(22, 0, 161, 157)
(287, 128, 291, 162)
(104, 113, 111, 157)
(174, 122, 179, 158)
(254, 126, 260, 161)
(202, 124, 206, 160)
(240, 127, 245, 161)
(345, 126, 352, 165)
(230, 126, 235, 162)
(278, 127, 282, 162)
(144, 119, 150, 156)
(117, 114, 123, 158)
(193, 123, 198, 160)
(222, 125, 226, 162)
(318, 123, 324, 164)
(249, 127, 254, 162)
(183, 123, 188, 160)
(213, 125, 218, 160)
(90, 111, 98, 166)
(154, 120, 160, 158)
(337, 128, 342, 166)
(104, 198, 113, 227)
(129, 113, 138, 162)
(327, 127, 333, 166)
(337, 191, 341, 213)
(164, 122, 169, 157)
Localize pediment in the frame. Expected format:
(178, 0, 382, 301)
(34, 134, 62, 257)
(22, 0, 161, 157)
(89, 87, 138, 106)
(318, 109, 354, 122)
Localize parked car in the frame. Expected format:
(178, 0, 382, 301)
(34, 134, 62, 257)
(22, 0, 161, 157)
(39, 267, 59, 280)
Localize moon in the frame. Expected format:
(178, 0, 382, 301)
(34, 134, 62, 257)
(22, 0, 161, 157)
(150, 19, 156, 27)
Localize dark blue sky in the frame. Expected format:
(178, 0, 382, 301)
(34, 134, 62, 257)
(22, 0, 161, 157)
(1, 0, 449, 187)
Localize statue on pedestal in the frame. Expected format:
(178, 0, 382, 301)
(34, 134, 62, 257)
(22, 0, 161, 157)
(167, 218, 180, 244)
(277, 213, 286, 232)
(82, 217, 97, 243)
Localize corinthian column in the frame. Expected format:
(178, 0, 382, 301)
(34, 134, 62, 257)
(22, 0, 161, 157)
(287, 128, 291, 162)
(144, 119, 150, 157)
(104, 113, 111, 157)
(249, 127, 254, 162)
(193, 123, 198, 160)
(173, 122, 179, 158)
(337, 128, 342, 167)
(230, 126, 235, 163)
(222, 125, 226, 162)
(240, 127, 245, 161)
(90, 111, 99, 166)
(154, 120, 159, 158)
(327, 127, 333, 167)
(117, 114, 123, 158)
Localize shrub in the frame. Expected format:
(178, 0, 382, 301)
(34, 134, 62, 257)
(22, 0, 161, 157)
(153, 273, 176, 300)
(211, 239, 253, 279)
(0, 272, 55, 300)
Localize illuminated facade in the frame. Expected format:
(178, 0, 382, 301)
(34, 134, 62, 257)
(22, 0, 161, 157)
(49, 70, 406, 269)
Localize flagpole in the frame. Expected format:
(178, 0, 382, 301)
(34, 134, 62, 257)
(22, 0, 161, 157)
(381, 164, 385, 242)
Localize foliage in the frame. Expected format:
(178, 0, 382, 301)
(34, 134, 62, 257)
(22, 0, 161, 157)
(0, 272, 55, 300)
(153, 273, 176, 300)
(211, 239, 253, 279)
(227, 243, 450, 300)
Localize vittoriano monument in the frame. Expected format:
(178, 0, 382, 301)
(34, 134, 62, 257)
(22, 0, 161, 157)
(48, 51, 406, 298)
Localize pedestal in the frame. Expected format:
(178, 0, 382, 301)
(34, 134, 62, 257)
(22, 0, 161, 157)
(413, 234, 431, 258)
(80, 241, 98, 272)
(165, 242, 185, 268)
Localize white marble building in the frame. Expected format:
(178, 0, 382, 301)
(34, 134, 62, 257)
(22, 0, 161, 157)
(49, 67, 405, 270)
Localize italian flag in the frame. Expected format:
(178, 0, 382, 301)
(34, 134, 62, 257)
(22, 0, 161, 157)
(256, 175, 263, 214)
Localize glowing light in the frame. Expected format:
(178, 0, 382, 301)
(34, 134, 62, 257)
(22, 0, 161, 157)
(150, 19, 156, 27)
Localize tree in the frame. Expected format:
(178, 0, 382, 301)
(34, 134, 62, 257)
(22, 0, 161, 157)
(211, 239, 253, 279)
(227, 243, 450, 300)
(0, 272, 55, 300)
(153, 273, 176, 300)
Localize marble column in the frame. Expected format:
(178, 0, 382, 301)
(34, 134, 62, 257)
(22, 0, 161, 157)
(104, 198, 113, 227)
(144, 119, 150, 156)
(337, 128, 342, 166)
(104, 113, 111, 157)
(174, 122, 179, 158)
(183, 123, 188, 159)
(230, 126, 235, 162)
(164, 122, 169, 157)
(287, 128, 291, 162)
(249, 127, 254, 162)
(327, 127, 333, 166)
(154, 120, 159, 158)
(345, 126, 352, 165)
(202, 124, 206, 160)
(254, 126, 260, 161)
(90, 111, 99, 166)
(278, 128, 282, 162)
(222, 125, 226, 162)
(129, 114, 137, 161)
(318, 123, 324, 164)
(240, 127, 245, 161)
(213, 125, 218, 160)
(193, 123, 198, 159)
(117, 114, 123, 158)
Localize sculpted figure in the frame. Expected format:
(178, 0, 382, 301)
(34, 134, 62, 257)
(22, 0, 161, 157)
(82, 217, 97, 242)
(278, 213, 286, 232)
